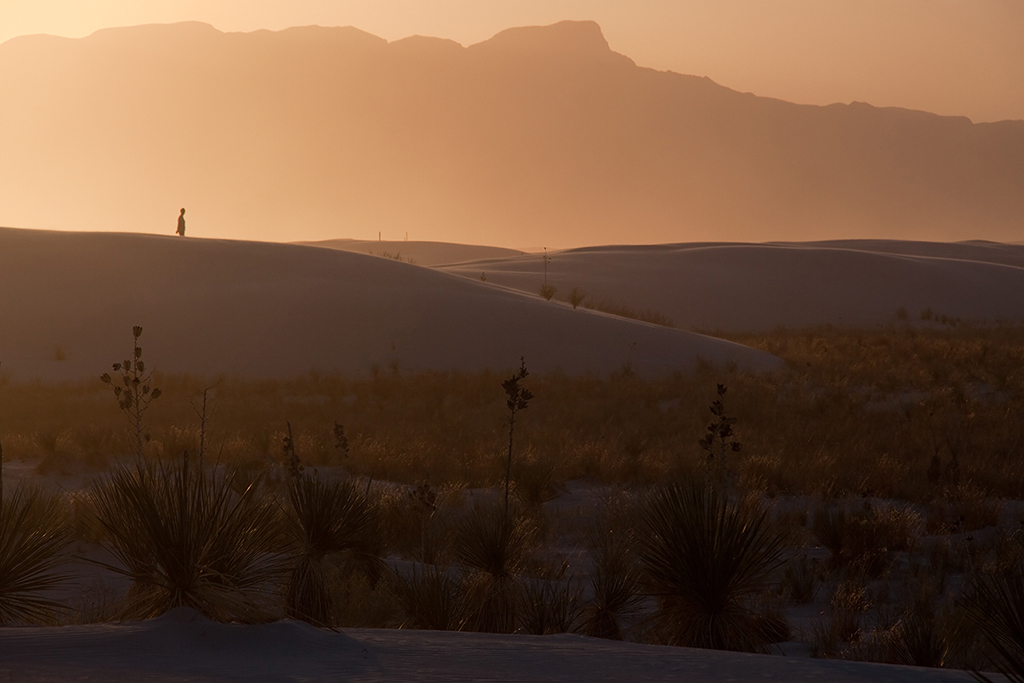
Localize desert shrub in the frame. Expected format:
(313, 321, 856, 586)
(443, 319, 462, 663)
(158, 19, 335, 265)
(519, 576, 583, 635)
(538, 284, 557, 301)
(331, 571, 401, 628)
(392, 564, 465, 631)
(962, 566, 1024, 682)
(891, 603, 951, 668)
(284, 470, 383, 626)
(0, 486, 72, 625)
(812, 501, 921, 577)
(811, 580, 870, 657)
(927, 484, 1004, 534)
(511, 449, 564, 507)
(453, 502, 533, 633)
(637, 482, 786, 652)
(91, 456, 282, 622)
(781, 553, 818, 604)
(567, 287, 586, 310)
(579, 528, 642, 640)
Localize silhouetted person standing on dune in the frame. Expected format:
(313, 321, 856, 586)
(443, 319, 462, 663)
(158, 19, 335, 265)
(176, 208, 186, 237)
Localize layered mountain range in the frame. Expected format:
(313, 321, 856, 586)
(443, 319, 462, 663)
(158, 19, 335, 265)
(1, 20, 1022, 245)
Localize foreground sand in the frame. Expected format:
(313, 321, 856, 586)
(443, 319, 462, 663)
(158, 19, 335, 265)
(0, 609, 984, 682)
(439, 240, 1024, 331)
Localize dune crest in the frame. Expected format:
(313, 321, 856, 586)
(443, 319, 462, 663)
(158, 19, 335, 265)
(0, 228, 777, 381)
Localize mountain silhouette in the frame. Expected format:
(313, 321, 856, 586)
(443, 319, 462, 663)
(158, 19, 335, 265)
(1, 20, 1021, 245)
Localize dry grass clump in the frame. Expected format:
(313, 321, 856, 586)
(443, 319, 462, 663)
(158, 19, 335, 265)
(812, 500, 923, 577)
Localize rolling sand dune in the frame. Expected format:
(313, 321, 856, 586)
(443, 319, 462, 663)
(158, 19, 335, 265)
(0, 228, 776, 381)
(296, 238, 525, 266)
(0, 608, 979, 682)
(439, 240, 1024, 331)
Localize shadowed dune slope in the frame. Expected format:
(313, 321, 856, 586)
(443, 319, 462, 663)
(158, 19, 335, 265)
(296, 239, 525, 266)
(0, 228, 776, 381)
(439, 240, 1024, 331)
(1, 21, 1022, 246)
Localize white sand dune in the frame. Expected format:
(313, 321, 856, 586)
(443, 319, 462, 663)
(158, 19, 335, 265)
(0, 228, 776, 381)
(0, 609, 982, 682)
(295, 239, 526, 267)
(439, 240, 1024, 331)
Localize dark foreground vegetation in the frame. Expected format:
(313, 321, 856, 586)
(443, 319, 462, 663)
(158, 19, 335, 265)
(2, 324, 1024, 676)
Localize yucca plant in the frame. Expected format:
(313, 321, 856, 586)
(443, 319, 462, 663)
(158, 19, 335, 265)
(91, 455, 283, 622)
(963, 567, 1024, 682)
(580, 529, 642, 640)
(285, 470, 383, 627)
(0, 485, 72, 625)
(520, 576, 582, 635)
(453, 503, 532, 633)
(392, 564, 465, 631)
(638, 482, 786, 653)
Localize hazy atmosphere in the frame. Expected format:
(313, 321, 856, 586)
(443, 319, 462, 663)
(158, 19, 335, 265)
(2, 3, 1024, 682)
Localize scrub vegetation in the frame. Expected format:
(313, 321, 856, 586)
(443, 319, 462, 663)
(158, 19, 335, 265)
(2, 324, 1024, 672)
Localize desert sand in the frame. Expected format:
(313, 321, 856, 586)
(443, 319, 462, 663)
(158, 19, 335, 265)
(0, 608, 982, 682)
(439, 240, 1024, 331)
(296, 238, 525, 266)
(0, 227, 777, 381)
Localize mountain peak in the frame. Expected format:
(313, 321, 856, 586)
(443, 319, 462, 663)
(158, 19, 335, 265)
(470, 20, 618, 61)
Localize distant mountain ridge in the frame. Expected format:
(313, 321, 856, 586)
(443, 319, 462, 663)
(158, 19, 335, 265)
(1, 20, 1021, 245)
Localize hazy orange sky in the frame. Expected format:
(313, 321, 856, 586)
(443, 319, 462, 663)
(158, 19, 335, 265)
(3, 0, 1022, 123)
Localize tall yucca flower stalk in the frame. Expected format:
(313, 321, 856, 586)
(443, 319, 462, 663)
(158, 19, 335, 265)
(285, 470, 381, 627)
(91, 455, 282, 622)
(100, 326, 161, 457)
(638, 482, 785, 653)
(0, 486, 72, 624)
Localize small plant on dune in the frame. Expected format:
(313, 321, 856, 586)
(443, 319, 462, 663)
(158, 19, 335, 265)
(91, 455, 282, 622)
(0, 485, 73, 625)
(698, 384, 741, 489)
(453, 502, 533, 633)
(580, 528, 643, 640)
(285, 469, 383, 627)
(539, 284, 557, 301)
(501, 358, 534, 516)
(638, 482, 787, 653)
(567, 287, 586, 310)
(100, 326, 161, 456)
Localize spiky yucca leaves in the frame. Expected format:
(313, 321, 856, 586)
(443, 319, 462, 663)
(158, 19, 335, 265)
(580, 530, 643, 640)
(520, 577, 583, 635)
(0, 486, 72, 625)
(963, 568, 1024, 683)
(638, 483, 786, 653)
(92, 456, 282, 622)
(392, 565, 465, 631)
(285, 471, 382, 626)
(453, 503, 532, 633)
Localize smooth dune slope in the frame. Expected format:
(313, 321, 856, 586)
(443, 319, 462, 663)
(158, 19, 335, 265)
(439, 240, 1024, 331)
(0, 228, 776, 381)
(0, 609, 978, 682)
(296, 238, 525, 266)
(1, 21, 1022, 246)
